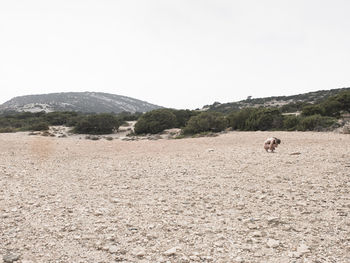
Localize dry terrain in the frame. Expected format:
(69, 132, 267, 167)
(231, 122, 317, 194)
(0, 132, 349, 263)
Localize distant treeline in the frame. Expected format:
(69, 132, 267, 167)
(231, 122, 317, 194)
(0, 91, 349, 135)
(0, 111, 142, 134)
(133, 90, 349, 135)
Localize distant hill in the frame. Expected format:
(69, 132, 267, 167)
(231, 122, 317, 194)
(0, 92, 162, 113)
(203, 87, 350, 113)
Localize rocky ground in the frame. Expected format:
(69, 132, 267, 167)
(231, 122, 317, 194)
(0, 131, 349, 263)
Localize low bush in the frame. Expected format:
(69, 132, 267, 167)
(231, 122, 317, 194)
(301, 91, 350, 118)
(117, 111, 143, 122)
(183, 112, 227, 134)
(74, 113, 120, 134)
(134, 109, 177, 134)
(283, 115, 300, 131)
(297, 115, 336, 131)
(228, 108, 283, 131)
(168, 109, 198, 128)
(28, 122, 50, 131)
(0, 127, 15, 133)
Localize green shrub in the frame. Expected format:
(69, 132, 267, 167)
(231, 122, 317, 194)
(28, 122, 50, 131)
(227, 108, 255, 130)
(116, 111, 143, 122)
(183, 112, 227, 134)
(74, 113, 120, 134)
(66, 116, 85, 127)
(321, 99, 342, 118)
(0, 127, 16, 133)
(280, 101, 308, 113)
(228, 108, 283, 131)
(297, 115, 336, 131)
(301, 105, 324, 116)
(134, 109, 177, 134)
(168, 109, 198, 128)
(336, 91, 350, 112)
(302, 91, 350, 118)
(283, 115, 300, 130)
(44, 111, 79, 125)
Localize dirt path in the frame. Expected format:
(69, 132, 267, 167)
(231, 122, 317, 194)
(0, 132, 349, 262)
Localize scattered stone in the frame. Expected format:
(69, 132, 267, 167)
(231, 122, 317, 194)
(288, 251, 303, 258)
(267, 216, 280, 223)
(110, 196, 121, 202)
(163, 247, 179, 256)
(93, 210, 104, 216)
(297, 243, 310, 254)
(132, 247, 146, 258)
(252, 231, 263, 237)
(233, 256, 244, 262)
(107, 245, 118, 254)
(266, 239, 280, 248)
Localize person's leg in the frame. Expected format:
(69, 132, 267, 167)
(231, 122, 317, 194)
(264, 144, 269, 152)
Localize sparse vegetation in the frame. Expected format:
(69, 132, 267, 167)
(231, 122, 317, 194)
(301, 90, 350, 118)
(0, 111, 124, 134)
(28, 121, 50, 131)
(0, 89, 348, 135)
(228, 108, 283, 131)
(183, 112, 228, 134)
(73, 113, 120, 135)
(134, 109, 177, 134)
(167, 109, 198, 128)
(297, 115, 337, 131)
(205, 87, 350, 114)
(282, 115, 300, 131)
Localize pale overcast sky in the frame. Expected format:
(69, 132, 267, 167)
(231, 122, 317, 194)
(0, 0, 349, 109)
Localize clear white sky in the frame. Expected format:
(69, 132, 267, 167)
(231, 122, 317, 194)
(1, 0, 349, 109)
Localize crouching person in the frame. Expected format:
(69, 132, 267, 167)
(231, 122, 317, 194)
(264, 137, 281, 152)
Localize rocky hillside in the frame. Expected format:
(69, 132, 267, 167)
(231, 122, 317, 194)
(204, 87, 350, 113)
(0, 92, 162, 113)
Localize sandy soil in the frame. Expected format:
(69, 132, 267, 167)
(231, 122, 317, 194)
(0, 132, 349, 263)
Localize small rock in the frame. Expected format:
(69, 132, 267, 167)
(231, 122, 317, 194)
(267, 216, 280, 223)
(3, 253, 21, 263)
(288, 251, 303, 258)
(252, 231, 263, 237)
(297, 243, 310, 254)
(93, 210, 103, 216)
(108, 245, 119, 254)
(110, 198, 121, 203)
(266, 239, 280, 248)
(163, 247, 179, 256)
(296, 201, 307, 207)
(189, 255, 200, 261)
(233, 256, 244, 262)
(132, 247, 146, 257)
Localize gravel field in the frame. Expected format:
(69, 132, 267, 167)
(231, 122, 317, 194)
(0, 131, 349, 263)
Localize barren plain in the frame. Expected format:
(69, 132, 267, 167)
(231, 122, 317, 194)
(0, 132, 349, 263)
